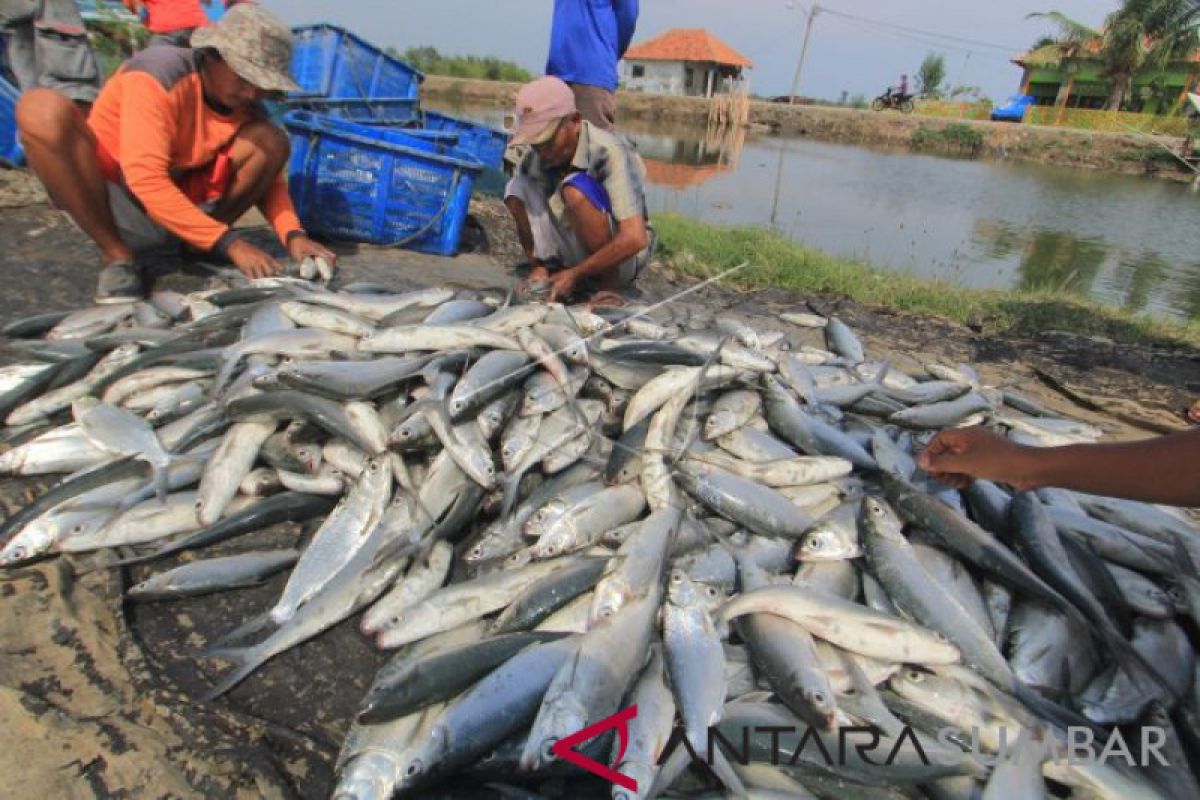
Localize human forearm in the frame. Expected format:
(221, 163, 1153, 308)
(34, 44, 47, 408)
(1019, 432, 1200, 506)
(918, 426, 1200, 506)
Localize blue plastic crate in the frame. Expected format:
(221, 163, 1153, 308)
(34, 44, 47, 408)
(282, 96, 420, 124)
(284, 112, 484, 257)
(290, 25, 423, 100)
(421, 110, 510, 170)
(0, 76, 24, 168)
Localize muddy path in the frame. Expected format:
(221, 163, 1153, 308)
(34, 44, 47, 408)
(0, 171, 1197, 797)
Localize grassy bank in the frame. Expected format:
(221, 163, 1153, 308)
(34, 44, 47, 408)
(652, 215, 1200, 347)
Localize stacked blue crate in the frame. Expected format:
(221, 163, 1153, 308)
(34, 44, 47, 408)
(285, 25, 511, 255)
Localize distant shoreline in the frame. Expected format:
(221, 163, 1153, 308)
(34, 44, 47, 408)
(421, 75, 1192, 182)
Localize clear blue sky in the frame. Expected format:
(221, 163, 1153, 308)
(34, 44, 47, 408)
(265, 1, 1116, 102)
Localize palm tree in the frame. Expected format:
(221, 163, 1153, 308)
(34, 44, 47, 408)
(1101, 0, 1200, 110)
(1026, 11, 1100, 109)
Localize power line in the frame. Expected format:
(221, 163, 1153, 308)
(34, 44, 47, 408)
(818, 7, 1022, 54)
(821, 11, 1017, 62)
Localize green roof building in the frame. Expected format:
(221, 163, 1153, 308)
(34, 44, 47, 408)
(1014, 40, 1200, 114)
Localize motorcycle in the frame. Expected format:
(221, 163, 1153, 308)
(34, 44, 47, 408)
(871, 91, 915, 113)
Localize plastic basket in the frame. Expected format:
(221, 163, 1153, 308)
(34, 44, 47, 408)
(421, 110, 510, 170)
(290, 25, 424, 100)
(284, 112, 484, 257)
(282, 96, 420, 124)
(0, 76, 24, 168)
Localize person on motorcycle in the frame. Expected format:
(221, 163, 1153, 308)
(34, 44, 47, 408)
(888, 74, 909, 101)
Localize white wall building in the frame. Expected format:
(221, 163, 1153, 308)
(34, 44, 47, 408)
(621, 28, 751, 98)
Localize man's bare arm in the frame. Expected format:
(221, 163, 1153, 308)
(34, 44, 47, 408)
(917, 426, 1200, 506)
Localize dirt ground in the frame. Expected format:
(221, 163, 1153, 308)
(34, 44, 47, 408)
(1, 164, 1198, 798)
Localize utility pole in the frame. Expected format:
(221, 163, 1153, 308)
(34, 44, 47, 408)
(789, 3, 820, 105)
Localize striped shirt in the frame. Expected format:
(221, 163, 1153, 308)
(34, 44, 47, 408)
(515, 120, 647, 224)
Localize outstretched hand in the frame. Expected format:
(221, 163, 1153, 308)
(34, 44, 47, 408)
(916, 426, 1039, 490)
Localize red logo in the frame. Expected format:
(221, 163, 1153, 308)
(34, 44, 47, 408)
(551, 705, 639, 791)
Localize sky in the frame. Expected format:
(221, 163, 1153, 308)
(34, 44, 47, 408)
(265, 1, 1119, 102)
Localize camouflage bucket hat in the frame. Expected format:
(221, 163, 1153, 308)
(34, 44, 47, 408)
(191, 4, 300, 93)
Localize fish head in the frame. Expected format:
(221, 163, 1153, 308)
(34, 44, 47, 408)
(589, 583, 628, 624)
(798, 528, 840, 560)
(667, 568, 706, 607)
(532, 530, 571, 561)
(522, 694, 587, 771)
(463, 535, 496, 564)
(702, 411, 729, 439)
(0, 529, 43, 566)
(332, 752, 399, 800)
(858, 497, 904, 541)
(504, 548, 533, 571)
(292, 445, 322, 474)
(393, 727, 447, 794)
(803, 685, 838, 729)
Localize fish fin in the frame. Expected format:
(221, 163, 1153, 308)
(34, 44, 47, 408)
(497, 469, 526, 521)
(151, 464, 169, 505)
(1171, 533, 1200, 581)
(421, 401, 463, 448)
(210, 352, 240, 400)
(199, 642, 268, 700)
(198, 611, 275, 655)
(708, 747, 747, 796)
(871, 360, 891, 387)
(789, 360, 817, 405)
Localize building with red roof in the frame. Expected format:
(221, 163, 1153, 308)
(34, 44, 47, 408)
(621, 28, 752, 98)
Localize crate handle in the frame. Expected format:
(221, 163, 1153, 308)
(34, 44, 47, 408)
(379, 169, 461, 248)
(298, 131, 465, 250)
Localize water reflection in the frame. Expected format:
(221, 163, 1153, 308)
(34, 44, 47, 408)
(625, 123, 743, 190)
(431, 101, 1200, 322)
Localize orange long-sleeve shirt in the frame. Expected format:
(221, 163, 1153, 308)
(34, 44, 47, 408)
(122, 0, 209, 34)
(88, 47, 302, 253)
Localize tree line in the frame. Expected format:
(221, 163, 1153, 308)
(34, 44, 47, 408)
(387, 46, 533, 83)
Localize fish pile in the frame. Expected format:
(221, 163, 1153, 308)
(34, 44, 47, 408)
(0, 280, 1198, 800)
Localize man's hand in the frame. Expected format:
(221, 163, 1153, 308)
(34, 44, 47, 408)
(228, 239, 282, 279)
(546, 267, 580, 303)
(287, 234, 337, 270)
(916, 426, 1039, 490)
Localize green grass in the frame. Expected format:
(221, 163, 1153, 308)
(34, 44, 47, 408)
(911, 123, 985, 156)
(653, 214, 1200, 347)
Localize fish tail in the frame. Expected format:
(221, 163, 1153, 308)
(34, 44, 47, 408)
(200, 643, 268, 700)
(198, 611, 274, 655)
(1012, 681, 1106, 740)
(1101, 627, 1179, 702)
(152, 463, 169, 505)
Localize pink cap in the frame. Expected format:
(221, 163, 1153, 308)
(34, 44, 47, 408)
(511, 76, 577, 145)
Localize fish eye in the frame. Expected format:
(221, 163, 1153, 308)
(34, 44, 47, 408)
(405, 760, 423, 777)
(670, 571, 684, 583)
(907, 669, 924, 682)
(706, 586, 719, 599)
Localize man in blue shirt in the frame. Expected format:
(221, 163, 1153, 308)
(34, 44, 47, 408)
(546, 0, 638, 130)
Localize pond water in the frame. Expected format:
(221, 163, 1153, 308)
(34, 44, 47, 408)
(432, 102, 1200, 323)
